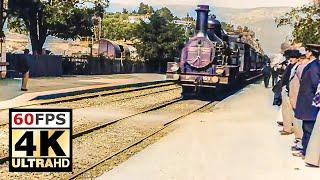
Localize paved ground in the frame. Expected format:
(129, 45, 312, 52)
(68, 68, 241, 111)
(0, 73, 165, 109)
(98, 83, 320, 180)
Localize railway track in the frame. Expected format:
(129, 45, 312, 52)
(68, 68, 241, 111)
(0, 82, 179, 127)
(0, 97, 183, 165)
(0, 79, 246, 179)
(0, 79, 248, 169)
(38, 82, 176, 106)
(69, 100, 217, 179)
(0, 82, 180, 164)
(0, 81, 175, 111)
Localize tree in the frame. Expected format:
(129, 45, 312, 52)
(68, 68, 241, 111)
(276, 4, 320, 45)
(155, 7, 174, 21)
(134, 13, 186, 72)
(122, 8, 129, 14)
(8, 0, 109, 54)
(181, 14, 195, 22)
(137, 2, 154, 15)
(102, 13, 136, 41)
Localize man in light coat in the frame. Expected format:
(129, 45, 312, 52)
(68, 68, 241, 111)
(279, 50, 300, 135)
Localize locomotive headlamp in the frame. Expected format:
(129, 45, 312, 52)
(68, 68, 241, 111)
(216, 68, 224, 75)
(210, 76, 219, 83)
(202, 76, 219, 83)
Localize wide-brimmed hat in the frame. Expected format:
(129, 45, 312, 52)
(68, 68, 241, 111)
(283, 49, 301, 59)
(280, 42, 291, 53)
(291, 43, 303, 49)
(306, 44, 320, 56)
(298, 47, 307, 57)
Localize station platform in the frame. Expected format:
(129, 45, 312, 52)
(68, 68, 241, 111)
(98, 83, 320, 180)
(0, 73, 165, 109)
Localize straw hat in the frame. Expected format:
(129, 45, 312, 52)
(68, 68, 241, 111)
(291, 43, 303, 49)
(280, 42, 291, 53)
(298, 47, 307, 56)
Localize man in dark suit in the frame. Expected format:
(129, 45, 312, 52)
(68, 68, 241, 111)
(293, 46, 320, 158)
(273, 50, 300, 108)
(271, 65, 279, 87)
(281, 50, 301, 92)
(16, 49, 30, 91)
(262, 62, 272, 88)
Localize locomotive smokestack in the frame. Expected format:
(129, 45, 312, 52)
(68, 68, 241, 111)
(195, 5, 210, 35)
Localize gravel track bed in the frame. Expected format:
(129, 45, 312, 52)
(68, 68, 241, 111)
(79, 125, 175, 179)
(0, 110, 8, 125)
(0, 87, 181, 164)
(51, 84, 180, 109)
(0, 99, 208, 179)
(32, 82, 174, 105)
(69, 88, 182, 134)
(0, 125, 8, 159)
(198, 102, 218, 112)
(77, 100, 213, 179)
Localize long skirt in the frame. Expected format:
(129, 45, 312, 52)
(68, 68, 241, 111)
(282, 90, 303, 139)
(305, 113, 320, 166)
(281, 92, 293, 133)
(292, 118, 303, 140)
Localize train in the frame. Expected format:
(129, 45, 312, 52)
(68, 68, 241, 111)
(166, 5, 269, 97)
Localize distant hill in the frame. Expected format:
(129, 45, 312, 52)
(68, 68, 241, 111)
(213, 7, 293, 55)
(109, 3, 293, 55)
(7, 3, 292, 55)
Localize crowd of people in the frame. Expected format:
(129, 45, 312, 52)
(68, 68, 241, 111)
(268, 43, 320, 167)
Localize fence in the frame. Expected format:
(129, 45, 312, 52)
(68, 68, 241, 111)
(7, 54, 63, 77)
(6, 54, 153, 78)
(62, 56, 149, 75)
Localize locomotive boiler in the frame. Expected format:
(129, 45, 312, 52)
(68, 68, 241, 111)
(166, 5, 266, 97)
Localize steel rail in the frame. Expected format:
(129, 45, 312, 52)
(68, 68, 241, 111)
(0, 82, 178, 127)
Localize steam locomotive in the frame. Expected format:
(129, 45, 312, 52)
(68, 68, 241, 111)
(166, 5, 268, 96)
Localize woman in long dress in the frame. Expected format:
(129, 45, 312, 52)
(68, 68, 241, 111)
(288, 58, 304, 142)
(305, 80, 320, 167)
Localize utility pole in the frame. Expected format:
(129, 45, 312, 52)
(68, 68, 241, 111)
(0, 0, 7, 79)
(185, 13, 189, 37)
(315, 0, 320, 34)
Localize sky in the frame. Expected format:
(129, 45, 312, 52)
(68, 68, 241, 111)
(111, 0, 312, 9)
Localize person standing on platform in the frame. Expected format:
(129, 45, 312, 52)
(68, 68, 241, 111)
(287, 49, 305, 150)
(16, 49, 30, 91)
(271, 64, 279, 87)
(305, 80, 320, 167)
(279, 50, 300, 135)
(293, 46, 320, 158)
(262, 62, 272, 88)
